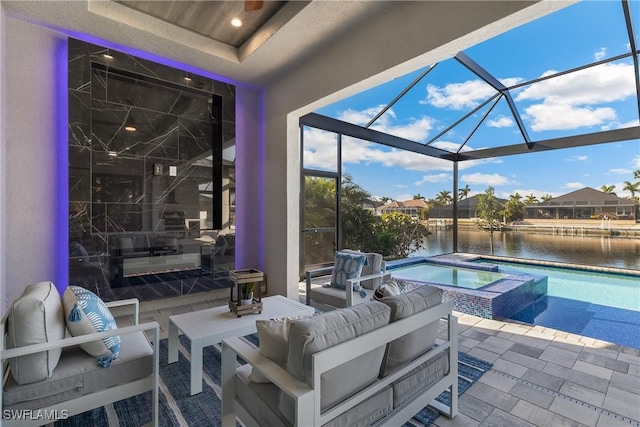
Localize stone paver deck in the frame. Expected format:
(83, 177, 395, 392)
(118, 287, 640, 427)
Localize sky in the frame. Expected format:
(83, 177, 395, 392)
(304, 0, 640, 203)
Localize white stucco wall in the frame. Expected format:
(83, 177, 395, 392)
(0, 6, 6, 315)
(2, 17, 64, 312)
(235, 86, 263, 271)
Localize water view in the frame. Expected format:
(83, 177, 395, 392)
(413, 229, 640, 270)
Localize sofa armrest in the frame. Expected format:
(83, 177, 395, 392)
(305, 266, 335, 305)
(221, 336, 315, 427)
(344, 271, 391, 306)
(105, 298, 140, 325)
(1, 322, 159, 360)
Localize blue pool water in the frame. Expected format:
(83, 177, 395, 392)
(388, 263, 507, 289)
(476, 260, 640, 349)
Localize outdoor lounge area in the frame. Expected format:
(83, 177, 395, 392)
(1, 0, 639, 426)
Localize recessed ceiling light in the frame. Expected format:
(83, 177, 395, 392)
(231, 18, 242, 27)
(103, 54, 114, 60)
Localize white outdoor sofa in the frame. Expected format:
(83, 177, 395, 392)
(0, 286, 159, 427)
(221, 285, 458, 427)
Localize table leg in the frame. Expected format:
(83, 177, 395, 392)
(190, 337, 204, 395)
(168, 320, 179, 364)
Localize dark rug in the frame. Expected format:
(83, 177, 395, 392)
(54, 336, 492, 427)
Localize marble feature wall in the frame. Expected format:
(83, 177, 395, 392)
(68, 39, 236, 302)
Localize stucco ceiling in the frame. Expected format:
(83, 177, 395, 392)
(115, 0, 289, 48)
(1, 0, 394, 86)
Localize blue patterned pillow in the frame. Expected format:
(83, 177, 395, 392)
(324, 251, 368, 298)
(62, 285, 120, 367)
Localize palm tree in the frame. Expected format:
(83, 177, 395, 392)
(524, 194, 538, 205)
(413, 193, 425, 200)
(435, 190, 453, 205)
(622, 181, 640, 201)
(600, 184, 616, 195)
(541, 194, 553, 202)
(634, 169, 640, 180)
(458, 185, 471, 200)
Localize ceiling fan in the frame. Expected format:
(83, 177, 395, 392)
(244, 0, 264, 12)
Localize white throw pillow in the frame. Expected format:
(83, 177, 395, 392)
(248, 315, 311, 383)
(63, 285, 120, 367)
(374, 279, 401, 300)
(6, 281, 65, 385)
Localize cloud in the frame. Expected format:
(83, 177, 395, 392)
(422, 77, 523, 110)
(566, 155, 588, 161)
(600, 118, 640, 131)
(486, 115, 514, 128)
(337, 107, 435, 142)
(565, 182, 584, 189)
(461, 173, 512, 186)
(395, 193, 414, 202)
(634, 155, 640, 168)
(609, 168, 632, 175)
(524, 103, 616, 131)
(515, 62, 635, 131)
(414, 173, 451, 185)
(393, 184, 408, 188)
(594, 47, 607, 61)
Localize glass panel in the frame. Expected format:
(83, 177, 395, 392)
(462, 97, 527, 151)
(464, 1, 632, 81)
(302, 126, 338, 172)
(303, 175, 337, 267)
(315, 67, 428, 123)
(372, 61, 498, 144)
(304, 232, 336, 266)
(511, 57, 639, 140)
(304, 176, 337, 229)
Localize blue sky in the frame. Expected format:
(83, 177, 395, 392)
(305, 1, 640, 202)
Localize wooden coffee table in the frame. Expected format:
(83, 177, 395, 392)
(168, 295, 314, 395)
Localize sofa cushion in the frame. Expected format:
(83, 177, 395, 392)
(327, 251, 367, 297)
(279, 302, 391, 424)
(378, 285, 443, 376)
(237, 364, 393, 427)
(341, 250, 384, 290)
(248, 315, 312, 384)
(3, 331, 153, 410)
(62, 285, 120, 367)
(308, 285, 375, 309)
(391, 350, 449, 408)
(6, 282, 65, 385)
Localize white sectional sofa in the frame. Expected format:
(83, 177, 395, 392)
(221, 285, 458, 427)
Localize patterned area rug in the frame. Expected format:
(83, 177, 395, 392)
(54, 336, 492, 427)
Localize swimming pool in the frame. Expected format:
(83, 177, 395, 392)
(388, 258, 547, 319)
(388, 263, 507, 289)
(475, 258, 640, 349)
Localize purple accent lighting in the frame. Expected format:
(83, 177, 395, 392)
(55, 38, 69, 296)
(64, 31, 248, 87)
(258, 94, 266, 268)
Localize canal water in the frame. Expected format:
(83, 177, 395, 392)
(412, 229, 640, 270)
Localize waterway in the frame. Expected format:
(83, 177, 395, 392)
(412, 229, 640, 270)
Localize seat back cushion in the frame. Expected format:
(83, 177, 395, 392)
(278, 302, 391, 424)
(248, 314, 313, 384)
(341, 250, 383, 289)
(378, 285, 443, 376)
(6, 281, 65, 385)
(62, 285, 120, 367)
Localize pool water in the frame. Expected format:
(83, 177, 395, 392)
(389, 263, 507, 289)
(476, 260, 640, 349)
